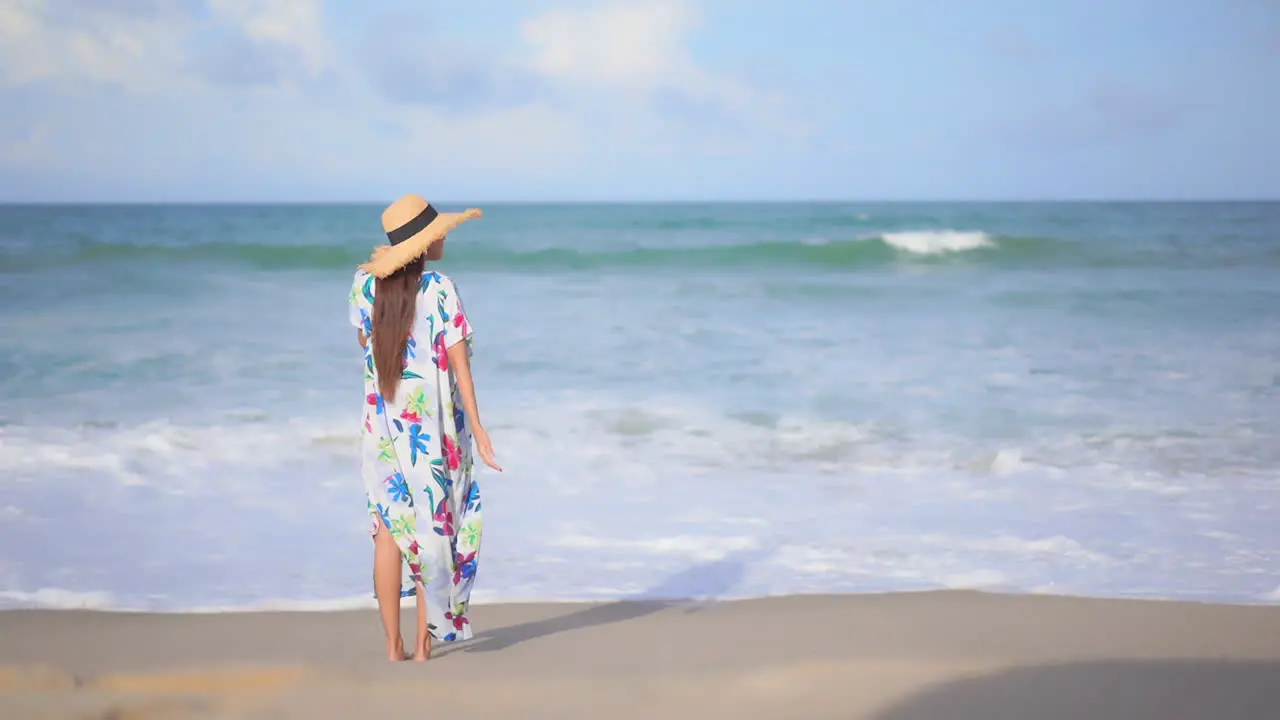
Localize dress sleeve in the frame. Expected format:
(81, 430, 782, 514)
(349, 270, 373, 330)
(440, 275, 473, 349)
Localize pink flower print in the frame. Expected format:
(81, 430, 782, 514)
(364, 413, 372, 432)
(453, 310, 469, 337)
(432, 330, 449, 371)
(433, 498, 455, 537)
(443, 434, 461, 470)
(408, 541, 420, 556)
(400, 407, 421, 423)
(444, 610, 469, 632)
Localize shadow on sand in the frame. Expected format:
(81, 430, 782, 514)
(872, 659, 1280, 720)
(438, 548, 759, 656)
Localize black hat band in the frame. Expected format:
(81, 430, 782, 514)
(386, 204, 439, 245)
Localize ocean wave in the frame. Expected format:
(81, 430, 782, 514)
(3, 395, 1268, 490)
(1, 230, 1058, 274)
(881, 230, 994, 253)
(3, 395, 1277, 611)
(0, 587, 572, 612)
(0, 240, 356, 273)
(0, 588, 117, 610)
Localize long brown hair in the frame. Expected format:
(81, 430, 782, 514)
(371, 256, 425, 402)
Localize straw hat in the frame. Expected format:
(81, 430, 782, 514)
(359, 193, 483, 278)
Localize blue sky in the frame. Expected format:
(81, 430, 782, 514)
(0, 0, 1276, 201)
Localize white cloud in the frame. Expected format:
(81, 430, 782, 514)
(0, 1, 45, 83)
(517, 0, 817, 146)
(521, 0, 699, 87)
(0, 0, 828, 198)
(0, 0, 329, 90)
(206, 0, 329, 77)
(0, 121, 50, 168)
(0, 0, 190, 90)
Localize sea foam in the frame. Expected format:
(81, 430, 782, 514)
(880, 230, 994, 254)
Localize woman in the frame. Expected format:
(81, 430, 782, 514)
(348, 193, 501, 662)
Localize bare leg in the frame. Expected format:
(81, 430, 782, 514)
(412, 580, 431, 661)
(372, 519, 405, 661)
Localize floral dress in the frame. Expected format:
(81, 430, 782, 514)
(348, 268, 482, 642)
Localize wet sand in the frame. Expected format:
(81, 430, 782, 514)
(2, 591, 1279, 719)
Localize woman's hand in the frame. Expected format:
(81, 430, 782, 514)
(473, 425, 502, 472)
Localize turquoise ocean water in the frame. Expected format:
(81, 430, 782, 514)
(1, 202, 1278, 610)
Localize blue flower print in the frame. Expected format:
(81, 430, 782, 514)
(419, 271, 442, 293)
(456, 553, 478, 581)
(386, 472, 412, 505)
(408, 423, 431, 466)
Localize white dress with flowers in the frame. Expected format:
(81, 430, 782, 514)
(348, 268, 482, 643)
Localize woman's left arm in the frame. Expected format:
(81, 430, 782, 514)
(355, 246, 390, 349)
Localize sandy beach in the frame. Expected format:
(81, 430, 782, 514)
(2, 591, 1279, 718)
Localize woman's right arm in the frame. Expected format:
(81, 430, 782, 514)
(439, 275, 501, 472)
(446, 341, 501, 472)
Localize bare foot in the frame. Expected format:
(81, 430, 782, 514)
(412, 637, 432, 662)
(387, 639, 406, 662)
